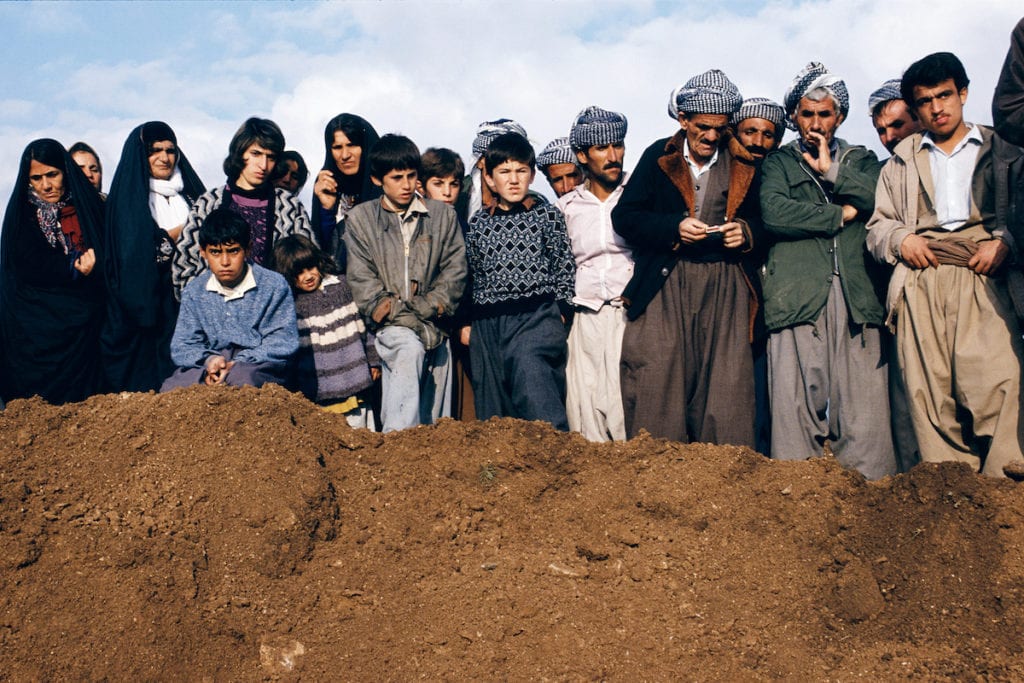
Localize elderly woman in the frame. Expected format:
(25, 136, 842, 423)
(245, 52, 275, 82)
(0, 139, 105, 404)
(101, 121, 206, 392)
(310, 113, 381, 270)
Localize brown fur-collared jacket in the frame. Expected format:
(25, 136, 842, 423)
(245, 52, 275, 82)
(611, 129, 763, 335)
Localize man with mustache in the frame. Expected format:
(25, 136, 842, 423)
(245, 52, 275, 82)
(538, 137, 583, 198)
(868, 78, 921, 156)
(557, 106, 632, 441)
(731, 97, 786, 162)
(760, 62, 896, 479)
(612, 70, 761, 447)
(867, 52, 1024, 477)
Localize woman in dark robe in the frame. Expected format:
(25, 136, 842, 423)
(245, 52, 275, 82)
(101, 122, 206, 392)
(310, 113, 381, 270)
(0, 139, 105, 404)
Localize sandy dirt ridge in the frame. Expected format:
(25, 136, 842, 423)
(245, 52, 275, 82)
(0, 384, 1022, 681)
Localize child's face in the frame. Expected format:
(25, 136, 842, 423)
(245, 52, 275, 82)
(295, 267, 322, 293)
(422, 175, 461, 205)
(373, 168, 418, 210)
(200, 241, 249, 288)
(485, 160, 535, 208)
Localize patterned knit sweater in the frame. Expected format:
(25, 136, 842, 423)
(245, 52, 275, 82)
(293, 275, 380, 403)
(465, 197, 576, 318)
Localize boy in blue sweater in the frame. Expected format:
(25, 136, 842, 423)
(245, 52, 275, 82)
(161, 207, 299, 390)
(465, 132, 576, 429)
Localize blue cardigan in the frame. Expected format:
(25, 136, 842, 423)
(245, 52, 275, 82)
(170, 263, 299, 369)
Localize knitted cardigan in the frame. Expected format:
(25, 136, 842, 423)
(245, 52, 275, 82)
(171, 185, 316, 299)
(293, 274, 380, 403)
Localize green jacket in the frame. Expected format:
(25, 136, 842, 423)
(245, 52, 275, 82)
(759, 138, 888, 330)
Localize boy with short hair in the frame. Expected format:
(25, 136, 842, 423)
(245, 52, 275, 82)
(343, 134, 467, 432)
(419, 147, 465, 207)
(464, 132, 576, 430)
(161, 206, 299, 390)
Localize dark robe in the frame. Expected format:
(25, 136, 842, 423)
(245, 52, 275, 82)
(100, 122, 206, 392)
(0, 139, 106, 404)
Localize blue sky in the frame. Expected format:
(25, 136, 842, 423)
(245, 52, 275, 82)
(1, 0, 1020, 206)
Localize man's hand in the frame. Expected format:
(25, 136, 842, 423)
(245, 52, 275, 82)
(900, 234, 939, 269)
(371, 297, 393, 324)
(73, 248, 96, 276)
(841, 204, 858, 224)
(204, 355, 234, 385)
(370, 367, 381, 382)
(458, 325, 471, 346)
(313, 170, 338, 211)
(720, 221, 747, 249)
(969, 239, 1009, 276)
(678, 216, 709, 245)
(801, 131, 832, 176)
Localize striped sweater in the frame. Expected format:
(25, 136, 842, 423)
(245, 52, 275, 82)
(293, 274, 379, 403)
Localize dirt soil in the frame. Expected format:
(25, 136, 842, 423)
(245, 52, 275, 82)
(1, 385, 1023, 681)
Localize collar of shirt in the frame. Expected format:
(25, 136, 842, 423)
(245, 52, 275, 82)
(919, 122, 982, 157)
(319, 273, 340, 292)
(683, 139, 719, 177)
(381, 194, 428, 222)
(206, 263, 257, 301)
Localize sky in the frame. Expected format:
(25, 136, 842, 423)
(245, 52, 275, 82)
(1, 0, 1020, 209)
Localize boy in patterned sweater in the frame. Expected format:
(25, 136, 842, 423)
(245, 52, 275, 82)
(465, 132, 576, 430)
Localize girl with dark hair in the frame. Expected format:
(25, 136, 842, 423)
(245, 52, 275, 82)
(310, 113, 381, 269)
(101, 121, 206, 392)
(0, 139, 105, 404)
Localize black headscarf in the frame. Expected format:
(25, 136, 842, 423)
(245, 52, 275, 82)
(0, 138, 106, 403)
(309, 113, 381, 249)
(104, 122, 205, 327)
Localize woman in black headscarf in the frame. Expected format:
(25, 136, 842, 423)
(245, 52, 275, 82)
(101, 121, 206, 392)
(0, 139, 105, 404)
(310, 113, 381, 270)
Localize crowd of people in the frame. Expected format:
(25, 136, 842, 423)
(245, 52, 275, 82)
(4, 19, 1024, 480)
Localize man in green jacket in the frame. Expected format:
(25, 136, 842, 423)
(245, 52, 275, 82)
(759, 62, 896, 479)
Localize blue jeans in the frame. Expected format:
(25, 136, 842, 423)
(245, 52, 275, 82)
(374, 326, 451, 432)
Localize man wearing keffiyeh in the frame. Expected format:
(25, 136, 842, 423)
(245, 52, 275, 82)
(868, 78, 921, 155)
(612, 69, 762, 448)
(759, 62, 897, 479)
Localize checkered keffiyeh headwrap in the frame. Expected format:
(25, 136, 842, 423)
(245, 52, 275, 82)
(569, 106, 627, 150)
(868, 78, 903, 114)
(730, 97, 786, 128)
(472, 119, 528, 156)
(783, 62, 849, 131)
(667, 69, 743, 118)
(537, 137, 576, 169)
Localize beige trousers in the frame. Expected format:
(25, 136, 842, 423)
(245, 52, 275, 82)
(897, 265, 1024, 476)
(566, 303, 627, 442)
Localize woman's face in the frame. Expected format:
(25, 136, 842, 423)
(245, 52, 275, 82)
(72, 151, 102, 191)
(28, 159, 65, 204)
(330, 130, 362, 176)
(148, 140, 178, 180)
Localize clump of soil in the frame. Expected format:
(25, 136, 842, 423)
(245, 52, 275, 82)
(1, 385, 1022, 680)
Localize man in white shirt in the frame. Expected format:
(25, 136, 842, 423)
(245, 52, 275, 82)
(557, 106, 631, 441)
(866, 52, 1024, 476)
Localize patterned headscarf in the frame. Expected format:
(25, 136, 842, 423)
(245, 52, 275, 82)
(471, 119, 529, 156)
(783, 62, 850, 131)
(537, 138, 575, 169)
(730, 97, 787, 129)
(868, 78, 903, 115)
(569, 106, 627, 150)
(668, 70, 743, 118)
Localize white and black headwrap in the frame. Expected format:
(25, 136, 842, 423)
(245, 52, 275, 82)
(667, 69, 743, 118)
(730, 97, 786, 129)
(537, 138, 576, 169)
(569, 106, 627, 150)
(472, 119, 529, 156)
(783, 62, 850, 131)
(868, 78, 903, 115)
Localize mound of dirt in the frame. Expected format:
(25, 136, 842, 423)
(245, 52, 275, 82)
(1, 385, 1022, 680)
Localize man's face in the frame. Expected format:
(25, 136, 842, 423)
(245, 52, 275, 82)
(873, 99, 921, 154)
(28, 159, 65, 203)
(422, 175, 461, 205)
(735, 118, 778, 159)
(793, 97, 845, 148)
(237, 142, 276, 190)
(200, 241, 249, 288)
(72, 151, 101, 191)
(576, 142, 625, 189)
(911, 79, 967, 143)
(542, 163, 582, 197)
(148, 140, 178, 181)
(330, 131, 362, 177)
(485, 159, 535, 208)
(372, 168, 418, 210)
(679, 113, 730, 165)
(275, 160, 302, 193)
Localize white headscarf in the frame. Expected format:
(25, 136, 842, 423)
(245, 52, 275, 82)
(148, 166, 191, 231)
